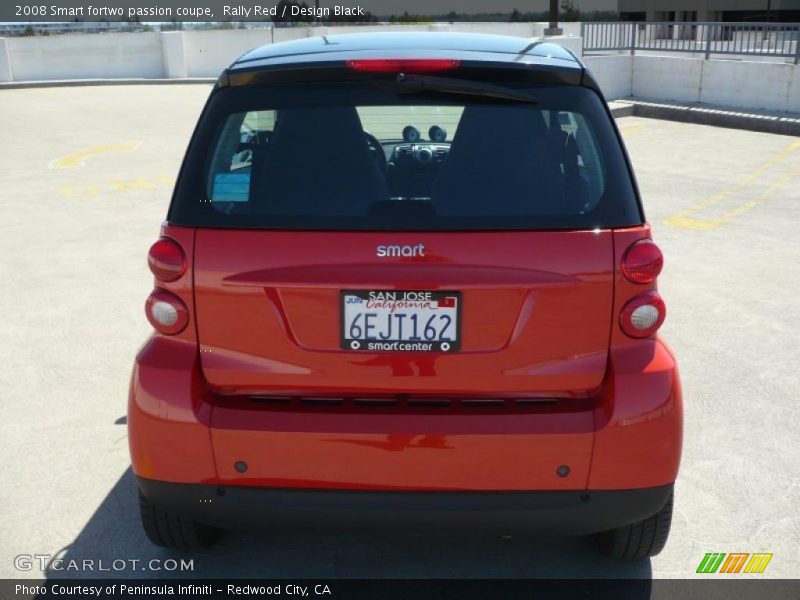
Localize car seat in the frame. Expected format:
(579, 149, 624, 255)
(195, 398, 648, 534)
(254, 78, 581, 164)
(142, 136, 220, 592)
(253, 106, 389, 215)
(431, 104, 564, 216)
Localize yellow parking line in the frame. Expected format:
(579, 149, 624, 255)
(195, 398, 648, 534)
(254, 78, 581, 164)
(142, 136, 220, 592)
(665, 139, 800, 230)
(662, 215, 718, 230)
(155, 175, 175, 185)
(619, 124, 645, 136)
(108, 178, 158, 192)
(49, 141, 142, 169)
(56, 174, 175, 199)
(58, 183, 101, 198)
(714, 162, 800, 225)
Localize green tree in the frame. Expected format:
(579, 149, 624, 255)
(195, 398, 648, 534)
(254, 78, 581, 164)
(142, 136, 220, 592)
(560, 0, 580, 21)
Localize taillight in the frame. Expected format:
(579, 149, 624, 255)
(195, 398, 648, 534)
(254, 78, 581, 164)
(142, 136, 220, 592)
(619, 291, 666, 338)
(621, 239, 663, 284)
(145, 288, 189, 335)
(346, 59, 461, 73)
(148, 237, 187, 282)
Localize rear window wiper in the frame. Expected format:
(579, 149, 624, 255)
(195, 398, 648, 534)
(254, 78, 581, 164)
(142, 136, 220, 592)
(391, 73, 539, 105)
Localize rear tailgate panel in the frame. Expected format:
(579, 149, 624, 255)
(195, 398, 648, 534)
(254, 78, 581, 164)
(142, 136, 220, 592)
(194, 230, 614, 397)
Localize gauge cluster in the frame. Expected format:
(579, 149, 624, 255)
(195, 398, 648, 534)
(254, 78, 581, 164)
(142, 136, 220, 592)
(391, 143, 450, 165)
(402, 124, 448, 144)
(428, 125, 447, 143)
(393, 124, 450, 165)
(402, 125, 421, 143)
(386, 124, 451, 198)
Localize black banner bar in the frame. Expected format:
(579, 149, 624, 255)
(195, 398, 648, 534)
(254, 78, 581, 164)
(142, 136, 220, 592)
(2, 1, 565, 23)
(3, 579, 800, 600)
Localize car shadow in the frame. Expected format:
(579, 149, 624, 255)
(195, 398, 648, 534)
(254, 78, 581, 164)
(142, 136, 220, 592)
(45, 468, 653, 581)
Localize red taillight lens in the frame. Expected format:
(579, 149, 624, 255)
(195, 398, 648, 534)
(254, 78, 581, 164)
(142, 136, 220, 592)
(621, 239, 663, 284)
(145, 288, 189, 335)
(148, 238, 187, 282)
(620, 291, 666, 338)
(346, 59, 461, 73)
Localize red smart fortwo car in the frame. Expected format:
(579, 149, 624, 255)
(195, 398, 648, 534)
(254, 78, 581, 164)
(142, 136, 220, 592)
(129, 32, 682, 558)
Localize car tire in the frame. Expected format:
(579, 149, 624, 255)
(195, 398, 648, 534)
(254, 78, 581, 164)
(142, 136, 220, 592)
(598, 491, 673, 559)
(138, 489, 221, 550)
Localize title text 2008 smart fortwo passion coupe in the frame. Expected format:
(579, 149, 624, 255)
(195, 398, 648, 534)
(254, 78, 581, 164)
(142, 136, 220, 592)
(129, 32, 682, 559)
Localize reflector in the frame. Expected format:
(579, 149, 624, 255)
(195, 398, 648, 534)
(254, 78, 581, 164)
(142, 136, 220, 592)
(148, 238, 187, 282)
(145, 288, 189, 335)
(620, 291, 666, 338)
(631, 304, 659, 330)
(151, 301, 179, 327)
(622, 239, 663, 284)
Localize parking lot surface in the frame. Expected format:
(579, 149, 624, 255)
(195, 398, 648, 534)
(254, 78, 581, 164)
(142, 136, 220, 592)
(0, 85, 798, 579)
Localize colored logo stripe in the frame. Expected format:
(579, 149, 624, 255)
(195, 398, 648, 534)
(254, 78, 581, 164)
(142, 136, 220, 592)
(697, 552, 773, 574)
(720, 553, 749, 574)
(697, 553, 726, 573)
(744, 553, 773, 574)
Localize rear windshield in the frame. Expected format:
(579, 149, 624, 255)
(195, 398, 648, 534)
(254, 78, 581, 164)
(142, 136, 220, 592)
(169, 80, 642, 230)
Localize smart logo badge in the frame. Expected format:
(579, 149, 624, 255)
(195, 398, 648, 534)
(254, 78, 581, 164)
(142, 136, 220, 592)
(696, 552, 773, 574)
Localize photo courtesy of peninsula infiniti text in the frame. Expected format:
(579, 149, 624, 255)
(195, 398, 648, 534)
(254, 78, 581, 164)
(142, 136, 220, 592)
(129, 32, 683, 559)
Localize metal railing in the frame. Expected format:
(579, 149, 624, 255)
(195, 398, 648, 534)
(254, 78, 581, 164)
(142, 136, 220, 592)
(582, 21, 800, 63)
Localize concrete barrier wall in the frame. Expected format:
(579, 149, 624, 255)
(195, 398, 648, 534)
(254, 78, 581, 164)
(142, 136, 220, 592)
(632, 55, 703, 104)
(0, 23, 569, 82)
(161, 31, 187, 78)
(320, 22, 539, 37)
(183, 29, 273, 77)
(6, 32, 164, 81)
(698, 59, 798, 113)
(427, 22, 539, 37)
(1, 26, 798, 115)
(629, 55, 799, 112)
(583, 55, 632, 100)
(561, 22, 583, 38)
(582, 54, 799, 112)
(0, 38, 12, 82)
(181, 23, 544, 78)
(791, 70, 800, 112)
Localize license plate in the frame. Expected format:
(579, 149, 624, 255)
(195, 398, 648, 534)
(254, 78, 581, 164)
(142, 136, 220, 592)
(341, 290, 461, 352)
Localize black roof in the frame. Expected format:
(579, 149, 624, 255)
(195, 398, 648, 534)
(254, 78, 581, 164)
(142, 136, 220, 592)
(230, 32, 582, 72)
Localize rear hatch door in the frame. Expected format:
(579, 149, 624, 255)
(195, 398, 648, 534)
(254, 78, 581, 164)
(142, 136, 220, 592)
(194, 229, 614, 397)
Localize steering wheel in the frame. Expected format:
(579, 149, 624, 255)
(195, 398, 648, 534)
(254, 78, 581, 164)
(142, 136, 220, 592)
(364, 132, 386, 172)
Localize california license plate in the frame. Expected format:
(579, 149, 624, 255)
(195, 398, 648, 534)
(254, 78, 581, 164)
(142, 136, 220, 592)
(341, 290, 461, 352)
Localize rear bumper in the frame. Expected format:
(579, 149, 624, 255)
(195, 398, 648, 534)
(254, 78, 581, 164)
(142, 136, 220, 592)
(129, 335, 682, 492)
(138, 477, 673, 535)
